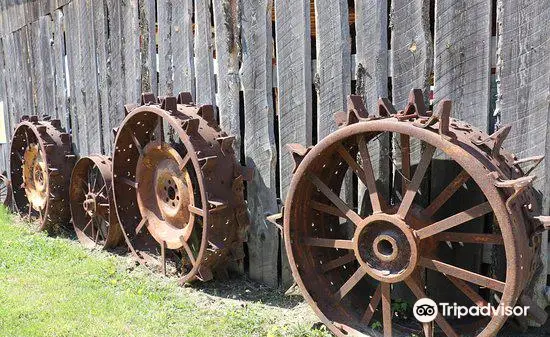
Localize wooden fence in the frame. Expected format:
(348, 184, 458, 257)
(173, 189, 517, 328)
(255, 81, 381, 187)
(0, 0, 548, 304)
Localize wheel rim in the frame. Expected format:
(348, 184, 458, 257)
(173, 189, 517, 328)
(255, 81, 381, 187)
(113, 93, 250, 283)
(283, 93, 540, 337)
(10, 117, 74, 231)
(70, 156, 122, 249)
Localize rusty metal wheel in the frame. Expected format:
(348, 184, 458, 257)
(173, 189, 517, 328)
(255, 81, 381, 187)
(0, 172, 12, 207)
(282, 90, 548, 337)
(10, 115, 75, 231)
(70, 155, 122, 249)
(113, 92, 250, 283)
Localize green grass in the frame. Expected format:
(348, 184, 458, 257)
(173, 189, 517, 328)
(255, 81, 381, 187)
(0, 208, 331, 337)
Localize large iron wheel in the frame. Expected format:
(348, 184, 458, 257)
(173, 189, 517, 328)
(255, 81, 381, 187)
(283, 91, 546, 337)
(70, 155, 122, 249)
(113, 93, 250, 283)
(10, 116, 75, 231)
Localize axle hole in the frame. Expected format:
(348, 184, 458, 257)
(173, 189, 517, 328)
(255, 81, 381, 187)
(377, 239, 394, 257)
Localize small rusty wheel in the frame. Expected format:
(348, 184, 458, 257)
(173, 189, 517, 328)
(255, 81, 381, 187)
(283, 91, 546, 337)
(113, 92, 250, 283)
(70, 155, 122, 249)
(10, 116, 75, 231)
(0, 173, 12, 207)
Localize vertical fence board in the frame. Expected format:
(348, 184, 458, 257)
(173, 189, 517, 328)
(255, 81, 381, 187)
(391, 0, 432, 109)
(139, 0, 157, 95)
(38, 15, 55, 119)
(355, 0, 388, 112)
(314, 0, 350, 140)
(172, 0, 194, 97)
(28, 20, 42, 115)
(3, 34, 18, 129)
(93, 0, 111, 154)
(274, 0, 312, 201)
(52, 9, 69, 128)
(213, 0, 241, 155)
(158, 0, 195, 97)
(434, 0, 491, 129)
(355, 0, 391, 216)
(121, 0, 140, 104)
(105, 0, 126, 146)
(77, 0, 101, 154)
(14, 27, 34, 118)
(240, 0, 279, 288)
(497, 0, 550, 309)
(194, 0, 216, 106)
(64, 1, 79, 144)
(275, 0, 312, 289)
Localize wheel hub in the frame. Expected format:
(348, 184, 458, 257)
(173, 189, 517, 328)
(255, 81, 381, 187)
(136, 141, 195, 248)
(83, 193, 97, 217)
(354, 213, 418, 283)
(23, 144, 48, 211)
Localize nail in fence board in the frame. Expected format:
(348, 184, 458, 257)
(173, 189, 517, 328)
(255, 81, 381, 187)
(240, 0, 279, 288)
(158, 0, 195, 97)
(194, 0, 216, 106)
(497, 0, 550, 309)
(213, 0, 241, 156)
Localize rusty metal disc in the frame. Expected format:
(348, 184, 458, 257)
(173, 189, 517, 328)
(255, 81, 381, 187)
(283, 91, 546, 337)
(70, 155, 122, 249)
(0, 172, 12, 207)
(112, 93, 250, 283)
(10, 116, 75, 232)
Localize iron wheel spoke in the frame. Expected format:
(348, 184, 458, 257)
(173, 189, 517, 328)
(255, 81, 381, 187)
(333, 267, 367, 302)
(304, 237, 354, 250)
(405, 277, 459, 337)
(358, 135, 384, 213)
(381, 282, 392, 337)
(321, 253, 356, 273)
(415, 202, 492, 239)
(418, 257, 505, 292)
(307, 173, 362, 226)
(361, 284, 381, 324)
(424, 170, 470, 217)
(397, 144, 435, 218)
(434, 232, 503, 245)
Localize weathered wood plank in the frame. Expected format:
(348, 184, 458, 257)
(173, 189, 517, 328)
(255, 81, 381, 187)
(51, 9, 69, 128)
(434, 0, 491, 129)
(105, 0, 126, 146)
(274, 0, 312, 201)
(63, 1, 79, 143)
(93, 0, 111, 154)
(171, 0, 194, 97)
(314, 0, 350, 140)
(497, 0, 550, 309)
(15, 27, 35, 118)
(77, 0, 102, 154)
(139, 0, 157, 95)
(240, 0, 279, 288)
(2, 34, 18, 129)
(194, 0, 216, 106)
(213, 0, 241, 155)
(354, 0, 391, 217)
(121, 0, 140, 104)
(355, 0, 388, 113)
(28, 20, 41, 115)
(391, 0, 432, 109)
(157, 0, 195, 97)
